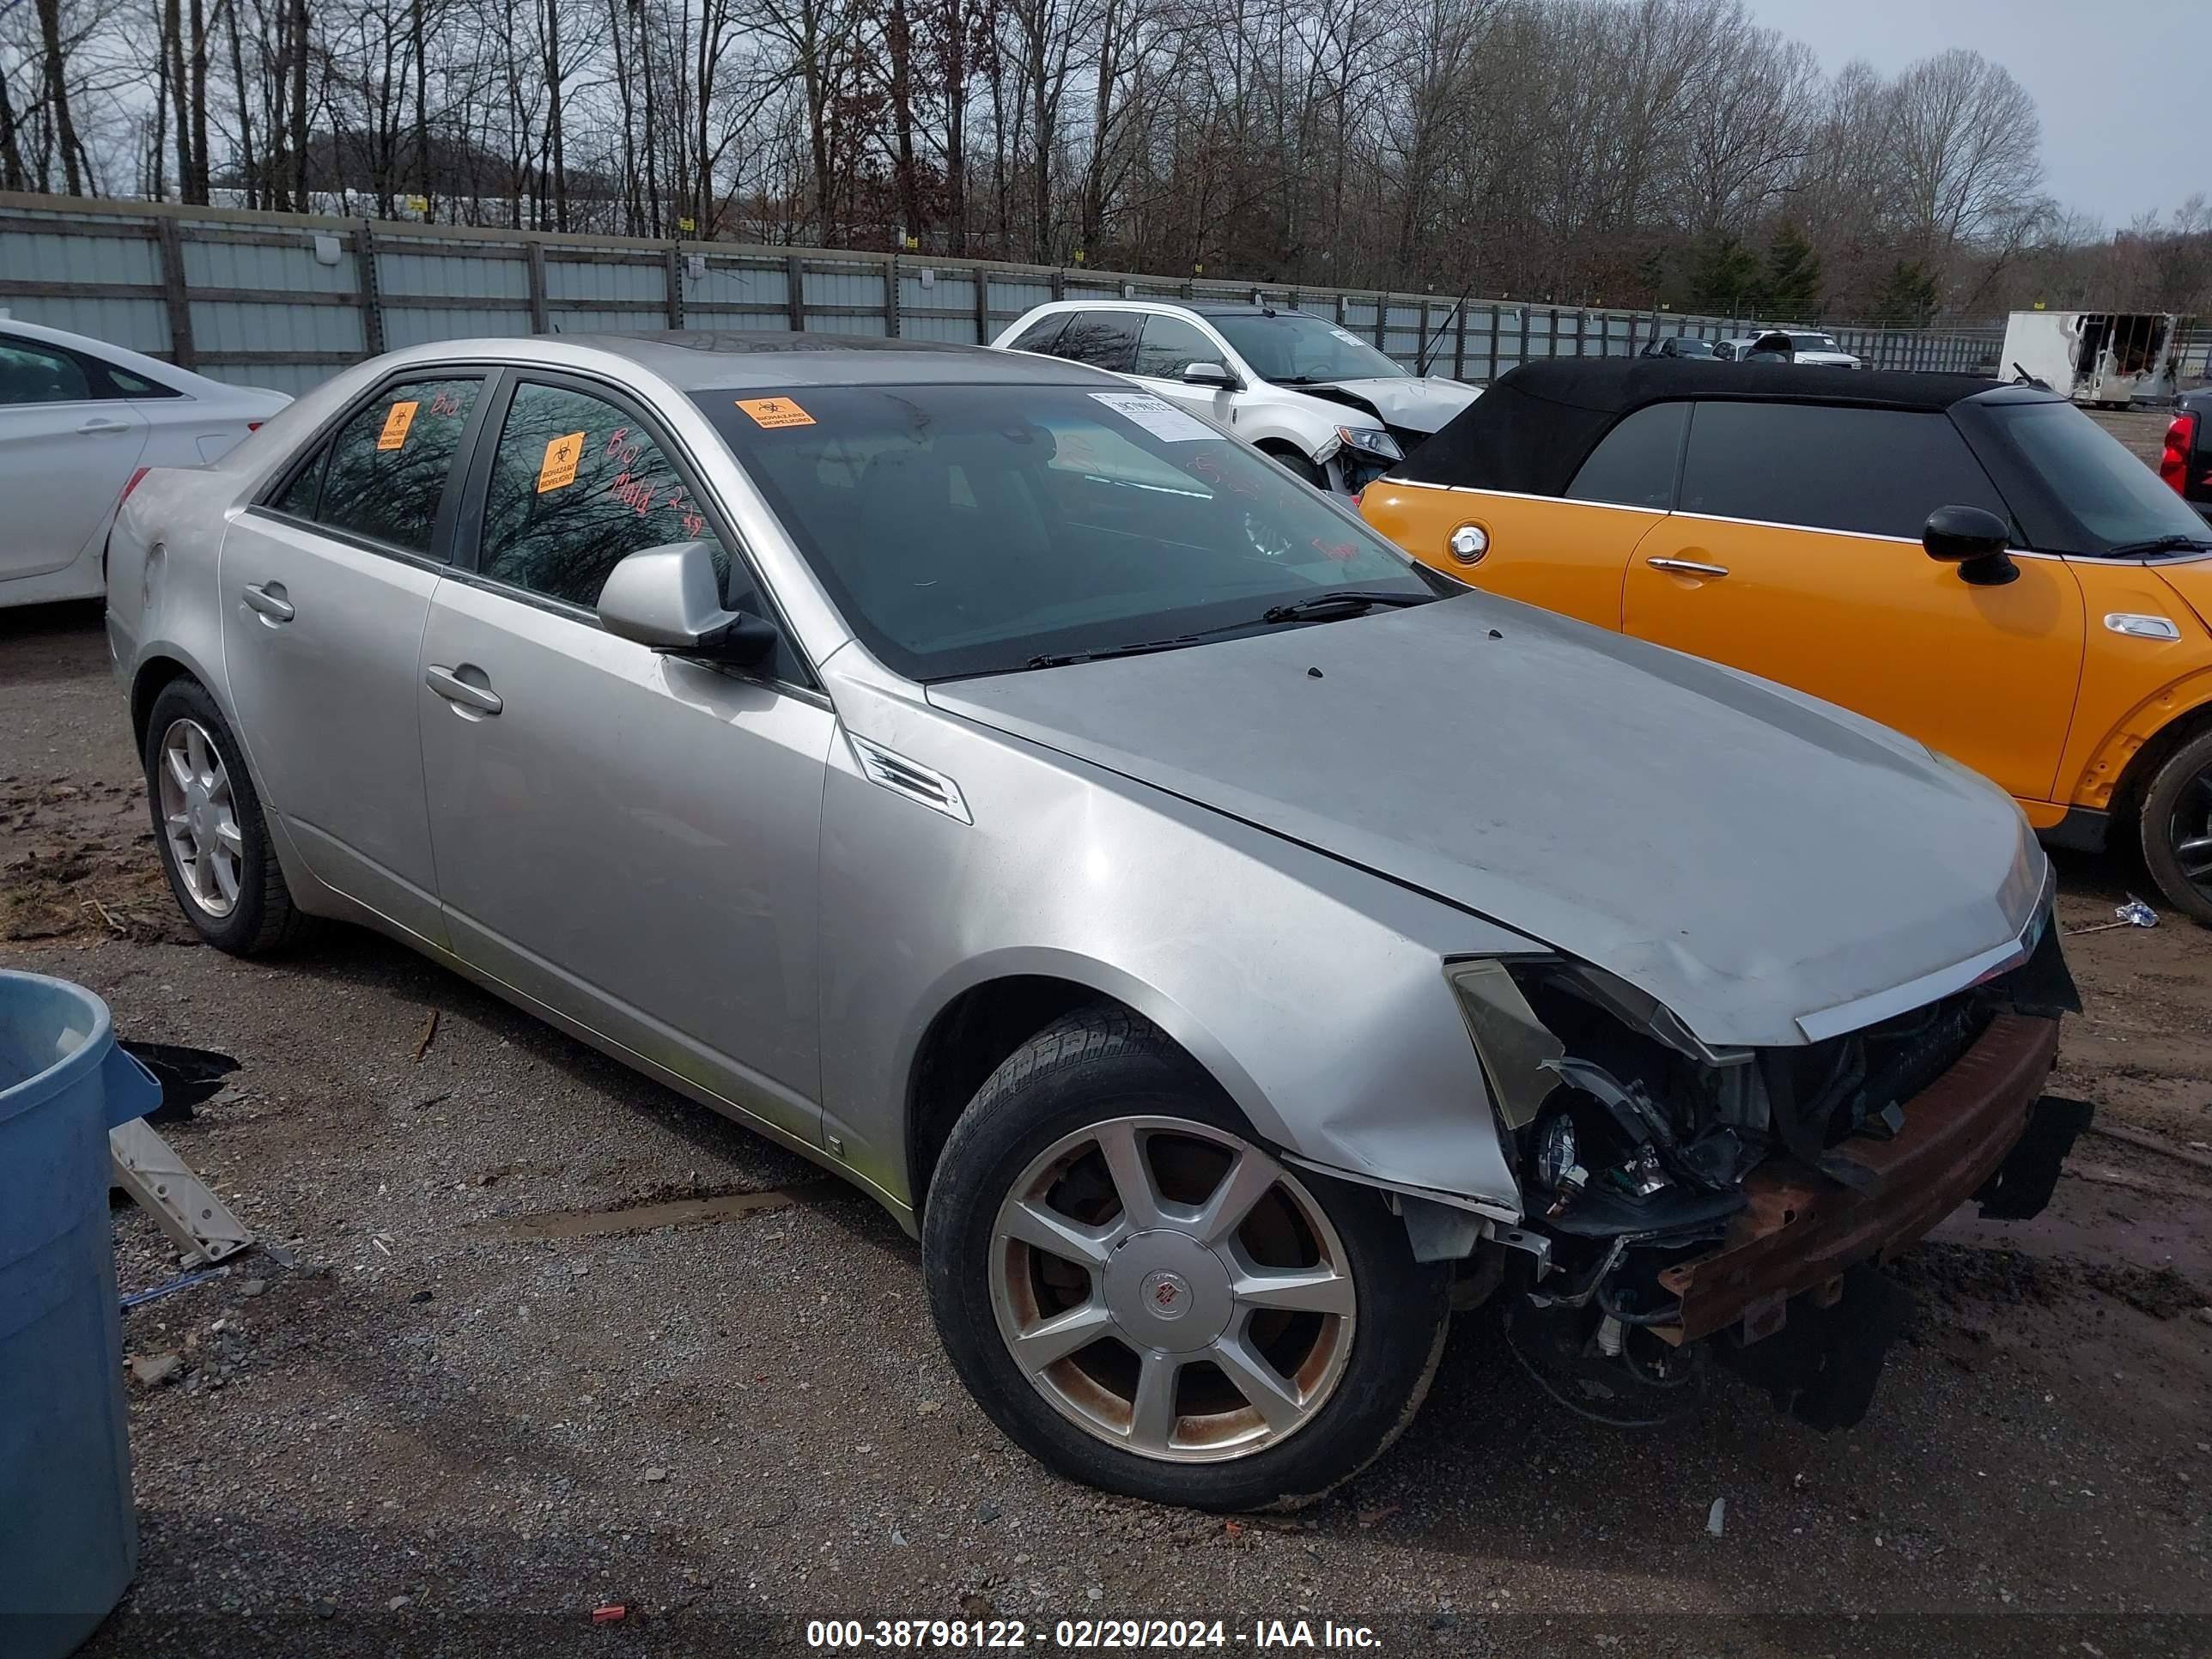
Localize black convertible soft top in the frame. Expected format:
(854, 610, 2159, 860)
(1389, 360, 2013, 495)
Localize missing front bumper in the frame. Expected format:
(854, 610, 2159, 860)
(1653, 1012, 2069, 1346)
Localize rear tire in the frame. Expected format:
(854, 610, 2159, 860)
(143, 679, 307, 955)
(2138, 726, 2212, 927)
(922, 1006, 1449, 1510)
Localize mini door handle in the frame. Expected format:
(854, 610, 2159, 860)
(1646, 557, 1730, 578)
(240, 581, 295, 622)
(425, 664, 502, 715)
(78, 416, 133, 434)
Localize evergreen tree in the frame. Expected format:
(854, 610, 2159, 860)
(1871, 259, 1942, 324)
(1690, 233, 1761, 316)
(1763, 222, 1822, 318)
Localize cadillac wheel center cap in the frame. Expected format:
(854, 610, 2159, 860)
(1104, 1231, 1234, 1349)
(1141, 1269, 1191, 1319)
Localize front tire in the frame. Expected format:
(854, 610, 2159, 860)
(1261, 446, 1328, 489)
(2138, 727, 2212, 926)
(922, 1007, 1449, 1510)
(143, 679, 306, 955)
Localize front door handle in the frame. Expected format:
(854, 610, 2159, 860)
(425, 664, 502, 716)
(240, 580, 295, 623)
(1645, 557, 1730, 578)
(78, 416, 134, 434)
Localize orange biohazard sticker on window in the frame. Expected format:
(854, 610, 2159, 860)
(376, 400, 419, 451)
(537, 431, 586, 492)
(734, 396, 816, 429)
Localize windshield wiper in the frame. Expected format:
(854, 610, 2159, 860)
(1026, 634, 1213, 669)
(2106, 534, 2212, 557)
(1261, 590, 1434, 624)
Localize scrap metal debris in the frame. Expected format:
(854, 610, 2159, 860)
(412, 1009, 441, 1061)
(120, 1265, 231, 1311)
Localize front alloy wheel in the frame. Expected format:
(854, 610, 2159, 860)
(925, 1007, 1450, 1510)
(988, 1116, 1356, 1462)
(2138, 728, 2212, 927)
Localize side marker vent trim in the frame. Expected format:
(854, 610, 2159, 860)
(848, 734, 972, 824)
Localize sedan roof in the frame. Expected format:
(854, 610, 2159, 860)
(576, 330, 1112, 392)
(1389, 359, 2059, 495)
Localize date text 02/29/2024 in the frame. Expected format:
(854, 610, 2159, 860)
(805, 1619, 1384, 1650)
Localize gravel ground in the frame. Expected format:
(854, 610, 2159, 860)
(4, 600, 2210, 1659)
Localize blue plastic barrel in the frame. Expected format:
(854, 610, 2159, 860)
(0, 969, 162, 1659)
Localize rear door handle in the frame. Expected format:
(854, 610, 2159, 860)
(240, 581, 295, 623)
(425, 664, 502, 716)
(1645, 557, 1730, 578)
(78, 416, 134, 434)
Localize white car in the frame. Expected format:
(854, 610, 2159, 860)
(1712, 327, 1863, 368)
(994, 300, 1480, 495)
(0, 318, 289, 607)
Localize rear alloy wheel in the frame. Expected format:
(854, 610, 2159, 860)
(156, 717, 244, 919)
(143, 678, 307, 955)
(924, 1008, 1449, 1510)
(2139, 728, 2212, 927)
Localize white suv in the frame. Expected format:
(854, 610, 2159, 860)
(993, 300, 1480, 495)
(1712, 327, 1863, 368)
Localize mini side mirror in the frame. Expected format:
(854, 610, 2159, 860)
(598, 539, 777, 665)
(1182, 360, 1236, 390)
(1922, 505, 2019, 587)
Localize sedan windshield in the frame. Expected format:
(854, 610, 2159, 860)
(1207, 313, 1409, 386)
(1986, 400, 2212, 553)
(696, 384, 1447, 680)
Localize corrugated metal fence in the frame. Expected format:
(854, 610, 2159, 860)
(2, 192, 2021, 395)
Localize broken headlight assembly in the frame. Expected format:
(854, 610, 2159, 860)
(1444, 933, 2082, 1431)
(1332, 424, 1403, 462)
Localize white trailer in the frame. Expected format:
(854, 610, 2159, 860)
(2000, 311, 2190, 407)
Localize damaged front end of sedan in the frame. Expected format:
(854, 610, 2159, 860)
(1445, 920, 2087, 1431)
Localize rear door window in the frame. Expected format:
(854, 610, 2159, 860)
(0, 338, 94, 404)
(1565, 403, 1687, 509)
(1006, 313, 1071, 355)
(1678, 402, 2009, 539)
(1053, 312, 1142, 374)
(307, 377, 482, 555)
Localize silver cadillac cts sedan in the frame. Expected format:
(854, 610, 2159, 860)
(106, 334, 2084, 1510)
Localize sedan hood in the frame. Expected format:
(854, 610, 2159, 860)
(1297, 376, 1480, 436)
(932, 597, 2045, 1048)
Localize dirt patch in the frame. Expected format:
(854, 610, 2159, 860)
(484, 1182, 820, 1240)
(0, 775, 197, 944)
(1894, 1238, 2208, 1321)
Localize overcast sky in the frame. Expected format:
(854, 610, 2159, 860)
(1744, 0, 2197, 228)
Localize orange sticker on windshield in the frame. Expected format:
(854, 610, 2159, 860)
(735, 396, 816, 429)
(376, 400, 418, 451)
(537, 431, 586, 492)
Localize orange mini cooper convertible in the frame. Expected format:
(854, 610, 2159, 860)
(1361, 360, 2212, 921)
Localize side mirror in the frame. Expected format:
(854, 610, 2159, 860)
(598, 539, 778, 665)
(1181, 360, 1237, 390)
(1922, 505, 2019, 587)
